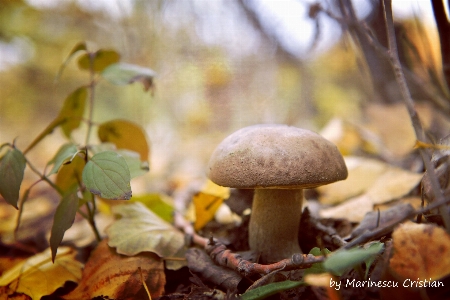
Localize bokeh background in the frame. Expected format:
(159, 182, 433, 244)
(0, 0, 445, 194)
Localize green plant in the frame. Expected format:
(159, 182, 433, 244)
(0, 41, 155, 261)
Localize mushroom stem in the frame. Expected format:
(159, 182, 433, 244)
(249, 189, 303, 263)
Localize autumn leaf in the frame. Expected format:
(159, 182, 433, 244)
(98, 119, 150, 161)
(77, 49, 120, 73)
(82, 151, 132, 200)
(389, 222, 450, 280)
(0, 247, 82, 300)
(193, 180, 230, 230)
(193, 192, 223, 231)
(106, 202, 186, 270)
(0, 147, 26, 209)
(55, 154, 85, 192)
(63, 240, 165, 300)
(319, 157, 423, 222)
(58, 87, 87, 138)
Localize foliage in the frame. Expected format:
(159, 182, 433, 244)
(0, 41, 155, 261)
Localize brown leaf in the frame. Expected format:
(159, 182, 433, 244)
(389, 222, 450, 281)
(63, 239, 165, 300)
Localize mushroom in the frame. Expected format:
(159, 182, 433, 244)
(207, 124, 348, 263)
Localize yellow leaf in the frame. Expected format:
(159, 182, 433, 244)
(0, 247, 82, 300)
(193, 192, 224, 231)
(98, 119, 150, 161)
(201, 179, 230, 199)
(389, 222, 450, 281)
(55, 154, 85, 191)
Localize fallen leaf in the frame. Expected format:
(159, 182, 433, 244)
(389, 222, 450, 280)
(320, 159, 422, 222)
(193, 192, 223, 231)
(364, 103, 432, 158)
(63, 240, 165, 300)
(318, 156, 387, 204)
(192, 180, 229, 230)
(106, 202, 186, 270)
(0, 247, 82, 300)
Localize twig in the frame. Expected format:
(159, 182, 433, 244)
(381, 0, 450, 232)
(205, 238, 324, 277)
(343, 192, 450, 250)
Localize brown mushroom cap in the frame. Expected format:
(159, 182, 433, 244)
(207, 124, 348, 189)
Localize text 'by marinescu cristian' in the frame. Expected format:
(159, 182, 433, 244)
(329, 277, 444, 290)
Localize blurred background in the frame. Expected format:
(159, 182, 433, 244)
(0, 0, 447, 194)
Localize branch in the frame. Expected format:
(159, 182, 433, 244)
(431, 0, 450, 93)
(205, 238, 325, 277)
(381, 0, 450, 232)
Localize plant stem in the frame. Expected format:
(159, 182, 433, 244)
(85, 193, 102, 241)
(382, 0, 450, 232)
(25, 158, 63, 195)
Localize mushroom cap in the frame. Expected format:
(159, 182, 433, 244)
(207, 124, 348, 189)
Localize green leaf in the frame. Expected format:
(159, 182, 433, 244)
(101, 62, 156, 91)
(59, 87, 87, 138)
(0, 148, 26, 209)
(82, 151, 131, 200)
(98, 119, 150, 161)
(241, 281, 305, 300)
(55, 41, 87, 81)
(304, 247, 332, 276)
(48, 143, 78, 175)
(323, 242, 384, 276)
(90, 143, 149, 178)
(107, 202, 185, 270)
(50, 190, 79, 262)
(77, 49, 120, 73)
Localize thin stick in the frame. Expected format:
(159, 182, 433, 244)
(381, 0, 450, 232)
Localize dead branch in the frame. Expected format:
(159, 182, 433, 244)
(205, 237, 324, 277)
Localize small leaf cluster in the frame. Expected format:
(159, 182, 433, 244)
(0, 42, 156, 261)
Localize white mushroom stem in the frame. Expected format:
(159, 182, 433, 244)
(249, 188, 303, 263)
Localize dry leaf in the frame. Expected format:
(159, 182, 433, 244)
(192, 180, 230, 230)
(106, 202, 186, 270)
(63, 240, 165, 300)
(193, 192, 223, 230)
(0, 247, 82, 300)
(320, 159, 422, 222)
(364, 103, 432, 158)
(389, 222, 450, 281)
(318, 156, 387, 204)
